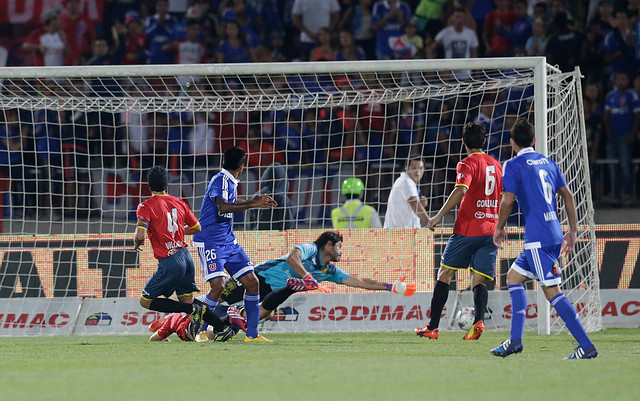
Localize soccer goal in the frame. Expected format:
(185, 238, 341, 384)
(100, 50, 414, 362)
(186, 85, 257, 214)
(0, 58, 601, 335)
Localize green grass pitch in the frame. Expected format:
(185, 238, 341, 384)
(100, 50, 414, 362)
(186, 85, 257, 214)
(1, 329, 639, 401)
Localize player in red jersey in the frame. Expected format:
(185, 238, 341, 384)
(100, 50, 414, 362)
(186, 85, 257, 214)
(148, 313, 216, 342)
(135, 166, 234, 341)
(415, 121, 502, 341)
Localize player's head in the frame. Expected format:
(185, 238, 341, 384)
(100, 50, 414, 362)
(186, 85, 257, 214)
(510, 118, 535, 148)
(147, 166, 168, 192)
(315, 231, 344, 262)
(405, 154, 425, 184)
(341, 177, 364, 199)
(223, 146, 246, 171)
(462, 121, 486, 150)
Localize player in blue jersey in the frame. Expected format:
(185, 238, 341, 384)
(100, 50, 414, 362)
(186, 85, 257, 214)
(491, 119, 598, 359)
(219, 231, 416, 323)
(194, 146, 278, 342)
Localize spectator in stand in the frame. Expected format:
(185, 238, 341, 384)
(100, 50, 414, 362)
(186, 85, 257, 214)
(526, 18, 548, 56)
(413, 0, 448, 41)
(145, 0, 178, 64)
(372, 0, 411, 60)
(87, 29, 126, 167)
(238, 124, 286, 168)
(602, 9, 638, 80)
(335, 29, 367, 61)
(23, 8, 70, 67)
(292, 0, 340, 60)
(246, 162, 296, 231)
(188, 111, 215, 168)
(121, 15, 147, 65)
(267, 32, 288, 62)
(59, 108, 90, 218)
(508, 0, 533, 56)
(483, 0, 515, 57)
(583, 88, 604, 200)
(61, 0, 96, 65)
(603, 71, 640, 205)
(163, 20, 207, 91)
(0, 109, 30, 219)
(431, 8, 478, 80)
(445, 0, 476, 32)
(400, 19, 424, 58)
(216, 20, 253, 63)
(171, 6, 207, 44)
(589, 0, 615, 33)
(352, 0, 376, 60)
(310, 27, 335, 61)
(545, 12, 586, 72)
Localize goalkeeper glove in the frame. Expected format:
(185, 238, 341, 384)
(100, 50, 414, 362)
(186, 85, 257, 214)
(385, 276, 416, 297)
(286, 273, 319, 292)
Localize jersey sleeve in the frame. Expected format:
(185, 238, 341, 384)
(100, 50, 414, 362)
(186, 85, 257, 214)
(294, 242, 318, 261)
(181, 199, 199, 229)
(501, 159, 518, 194)
(399, 176, 419, 200)
(208, 175, 224, 201)
(136, 202, 150, 230)
(455, 161, 474, 189)
(322, 264, 351, 284)
(552, 160, 568, 191)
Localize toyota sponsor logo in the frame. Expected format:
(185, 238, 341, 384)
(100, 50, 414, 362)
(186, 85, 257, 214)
(475, 211, 485, 219)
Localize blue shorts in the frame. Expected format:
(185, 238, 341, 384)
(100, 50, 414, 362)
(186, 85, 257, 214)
(194, 241, 254, 282)
(142, 247, 199, 300)
(511, 242, 562, 287)
(440, 234, 497, 280)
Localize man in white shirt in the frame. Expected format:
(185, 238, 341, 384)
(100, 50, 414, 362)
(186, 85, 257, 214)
(292, 0, 340, 60)
(384, 155, 430, 228)
(431, 8, 478, 80)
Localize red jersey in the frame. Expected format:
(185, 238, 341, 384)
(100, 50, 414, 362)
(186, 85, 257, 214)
(136, 194, 199, 259)
(454, 152, 502, 237)
(156, 313, 191, 341)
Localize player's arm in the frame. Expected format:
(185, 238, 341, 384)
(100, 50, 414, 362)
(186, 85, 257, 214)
(340, 276, 416, 296)
(493, 191, 515, 249)
(427, 185, 466, 231)
(184, 222, 201, 235)
(407, 196, 430, 225)
(149, 332, 170, 341)
(286, 248, 310, 277)
(215, 195, 277, 213)
(557, 185, 578, 256)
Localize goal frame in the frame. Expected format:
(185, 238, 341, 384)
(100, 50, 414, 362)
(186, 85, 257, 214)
(0, 57, 596, 335)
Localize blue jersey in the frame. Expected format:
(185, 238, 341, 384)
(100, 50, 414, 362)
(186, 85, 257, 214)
(255, 242, 351, 290)
(604, 89, 640, 136)
(193, 169, 238, 245)
(502, 147, 567, 247)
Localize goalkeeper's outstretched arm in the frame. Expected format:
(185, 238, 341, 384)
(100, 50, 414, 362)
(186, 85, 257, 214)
(340, 276, 416, 296)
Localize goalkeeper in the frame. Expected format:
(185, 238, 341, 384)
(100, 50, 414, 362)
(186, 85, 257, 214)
(220, 231, 416, 323)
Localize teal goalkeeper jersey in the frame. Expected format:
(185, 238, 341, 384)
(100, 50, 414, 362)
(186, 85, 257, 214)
(254, 242, 351, 290)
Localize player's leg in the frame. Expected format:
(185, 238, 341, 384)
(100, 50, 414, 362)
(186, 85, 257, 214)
(140, 249, 198, 315)
(225, 244, 270, 341)
(416, 234, 470, 339)
(491, 250, 530, 357)
(464, 236, 498, 340)
(261, 286, 296, 320)
(535, 245, 597, 359)
(195, 241, 226, 311)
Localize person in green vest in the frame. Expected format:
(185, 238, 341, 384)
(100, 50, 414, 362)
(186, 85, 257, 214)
(331, 177, 382, 229)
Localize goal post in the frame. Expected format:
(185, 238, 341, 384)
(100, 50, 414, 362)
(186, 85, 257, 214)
(0, 57, 601, 335)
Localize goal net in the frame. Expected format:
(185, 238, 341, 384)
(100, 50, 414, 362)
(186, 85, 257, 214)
(0, 58, 601, 335)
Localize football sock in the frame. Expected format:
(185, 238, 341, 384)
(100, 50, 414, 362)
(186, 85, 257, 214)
(427, 280, 450, 330)
(262, 287, 296, 311)
(201, 294, 219, 309)
(472, 283, 488, 323)
(244, 292, 261, 338)
(508, 284, 526, 342)
(193, 298, 225, 332)
(148, 298, 192, 314)
(550, 293, 593, 349)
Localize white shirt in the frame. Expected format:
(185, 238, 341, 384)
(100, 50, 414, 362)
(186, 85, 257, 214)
(384, 172, 421, 229)
(435, 26, 478, 80)
(40, 32, 65, 67)
(292, 0, 340, 43)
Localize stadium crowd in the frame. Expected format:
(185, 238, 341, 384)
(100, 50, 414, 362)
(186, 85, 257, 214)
(0, 0, 639, 224)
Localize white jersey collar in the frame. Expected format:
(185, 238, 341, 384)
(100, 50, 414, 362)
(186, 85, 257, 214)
(221, 168, 239, 184)
(517, 147, 535, 156)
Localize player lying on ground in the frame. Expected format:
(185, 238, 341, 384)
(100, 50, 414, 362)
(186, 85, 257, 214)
(148, 312, 215, 342)
(219, 231, 416, 325)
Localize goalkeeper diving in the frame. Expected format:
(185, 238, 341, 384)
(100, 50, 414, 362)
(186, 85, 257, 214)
(220, 231, 416, 326)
